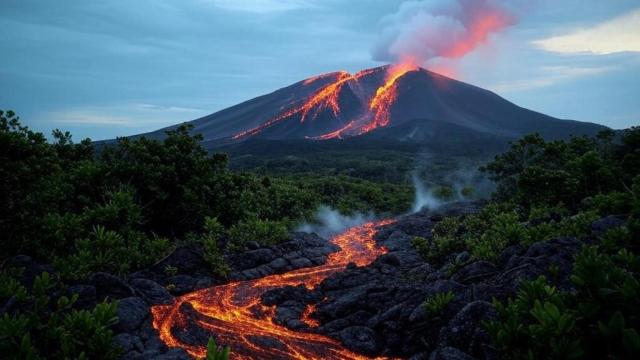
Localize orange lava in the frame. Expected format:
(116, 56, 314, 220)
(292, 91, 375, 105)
(151, 219, 395, 359)
(233, 71, 353, 140)
(301, 304, 320, 328)
(364, 60, 417, 133)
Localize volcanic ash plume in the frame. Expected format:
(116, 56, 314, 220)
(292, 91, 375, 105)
(372, 0, 518, 66)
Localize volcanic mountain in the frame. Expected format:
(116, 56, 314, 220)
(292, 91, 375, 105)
(136, 64, 606, 151)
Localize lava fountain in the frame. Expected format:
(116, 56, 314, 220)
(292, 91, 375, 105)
(151, 219, 395, 359)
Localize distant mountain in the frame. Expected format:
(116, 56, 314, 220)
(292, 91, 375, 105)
(125, 64, 607, 152)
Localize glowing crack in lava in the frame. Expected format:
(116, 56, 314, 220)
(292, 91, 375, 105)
(151, 219, 395, 359)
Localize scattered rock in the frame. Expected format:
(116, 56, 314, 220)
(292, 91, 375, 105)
(337, 326, 380, 355)
(115, 297, 148, 333)
(130, 278, 174, 305)
(429, 347, 476, 360)
(439, 301, 497, 353)
(67, 284, 97, 309)
(591, 215, 625, 236)
(113, 333, 144, 353)
(89, 272, 135, 301)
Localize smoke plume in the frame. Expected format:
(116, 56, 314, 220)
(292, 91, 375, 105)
(297, 206, 374, 238)
(372, 0, 518, 66)
(411, 173, 442, 212)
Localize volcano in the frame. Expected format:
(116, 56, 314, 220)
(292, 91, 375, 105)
(136, 65, 606, 150)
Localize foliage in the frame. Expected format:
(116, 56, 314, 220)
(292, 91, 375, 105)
(487, 244, 640, 359)
(201, 217, 231, 277)
(433, 186, 456, 201)
(422, 291, 455, 317)
(228, 218, 289, 251)
(202, 337, 230, 360)
(0, 271, 120, 359)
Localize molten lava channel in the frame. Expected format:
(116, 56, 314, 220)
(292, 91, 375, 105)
(232, 63, 417, 141)
(151, 219, 395, 359)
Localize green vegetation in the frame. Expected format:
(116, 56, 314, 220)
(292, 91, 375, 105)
(203, 337, 230, 360)
(422, 291, 455, 317)
(0, 110, 416, 358)
(0, 270, 120, 359)
(486, 244, 640, 359)
(409, 127, 640, 358)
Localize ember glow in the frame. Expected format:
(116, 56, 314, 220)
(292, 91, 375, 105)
(151, 219, 395, 359)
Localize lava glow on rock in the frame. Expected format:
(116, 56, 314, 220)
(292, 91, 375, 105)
(151, 219, 395, 359)
(232, 62, 417, 141)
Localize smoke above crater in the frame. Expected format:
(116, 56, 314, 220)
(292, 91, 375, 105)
(372, 0, 519, 68)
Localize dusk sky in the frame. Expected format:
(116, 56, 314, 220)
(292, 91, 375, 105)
(1, 0, 639, 140)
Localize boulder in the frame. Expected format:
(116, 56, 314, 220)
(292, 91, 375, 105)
(89, 272, 134, 301)
(591, 215, 625, 236)
(130, 278, 174, 305)
(115, 297, 148, 333)
(67, 284, 97, 310)
(429, 347, 476, 360)
(113, 333, 144, 353)
(337, 326, 380, 355)
(438, 301, 496, 353)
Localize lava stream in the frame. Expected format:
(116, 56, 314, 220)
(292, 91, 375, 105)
(151, 219, 395, 359)
(364, 61, 417, 133)
(233, 71, 354, 140)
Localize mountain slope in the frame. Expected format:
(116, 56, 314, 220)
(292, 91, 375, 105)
(133, 65, 607, 149)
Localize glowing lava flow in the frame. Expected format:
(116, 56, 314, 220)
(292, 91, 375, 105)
(233, 71, 354, 140)
(364, 61, 417, 133)
(151, 219, 395, 359)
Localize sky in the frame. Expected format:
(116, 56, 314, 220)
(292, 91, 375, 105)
(1, 0, 639, 141)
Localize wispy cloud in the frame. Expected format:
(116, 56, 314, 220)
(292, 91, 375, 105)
(46, 103, 205, 128)
(533, 8, 640, 55)
(489, 65, 614, 93)
(204, 0, 317, 13)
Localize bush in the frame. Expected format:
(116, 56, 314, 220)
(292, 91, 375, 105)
(55, 225, 170, 280)
(422, 291, 455, 317)
(0, 271, 120, 359)
(203, 337, 230, 360)
(201, 217, 230, 277)
(228, 218, 289, 251)
(433, 186, 455, 201)
(487, 244, 640, 359)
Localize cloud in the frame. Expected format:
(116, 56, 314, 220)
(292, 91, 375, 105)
(46, 103, 205, 128)
(533, 8, 640, 55)
(371, 0, 518, 66)
(489, 65, 614, 93)
(205, 0, 317, 13)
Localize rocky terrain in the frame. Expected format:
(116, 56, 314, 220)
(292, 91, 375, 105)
(2, 202, 625, 359)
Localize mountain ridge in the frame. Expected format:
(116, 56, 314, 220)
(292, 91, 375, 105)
(115, 64, 607, 151)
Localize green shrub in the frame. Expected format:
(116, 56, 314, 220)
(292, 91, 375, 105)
(203, 337, 230, 360)
(228, 218, 289, 251)
(487, 244, 640, 359)
(467, 211, 527, 261)
(0, 271, 120, 359)
(461, 186, 475, 198)
(200, 217, 230, 277)
(55, 225, 170, 280)
(422, 291, 455, 317)
(433, 186, 455, 201)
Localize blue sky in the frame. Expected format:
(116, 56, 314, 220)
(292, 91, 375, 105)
(1, 0, 638, 140)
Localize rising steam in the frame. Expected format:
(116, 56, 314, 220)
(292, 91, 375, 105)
(297, 206, 374, 238)
(372, 0, 518, 67)
(411, 173, 442, 212)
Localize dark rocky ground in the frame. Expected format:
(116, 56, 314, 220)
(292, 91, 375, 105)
(2, 202, 625, 359)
